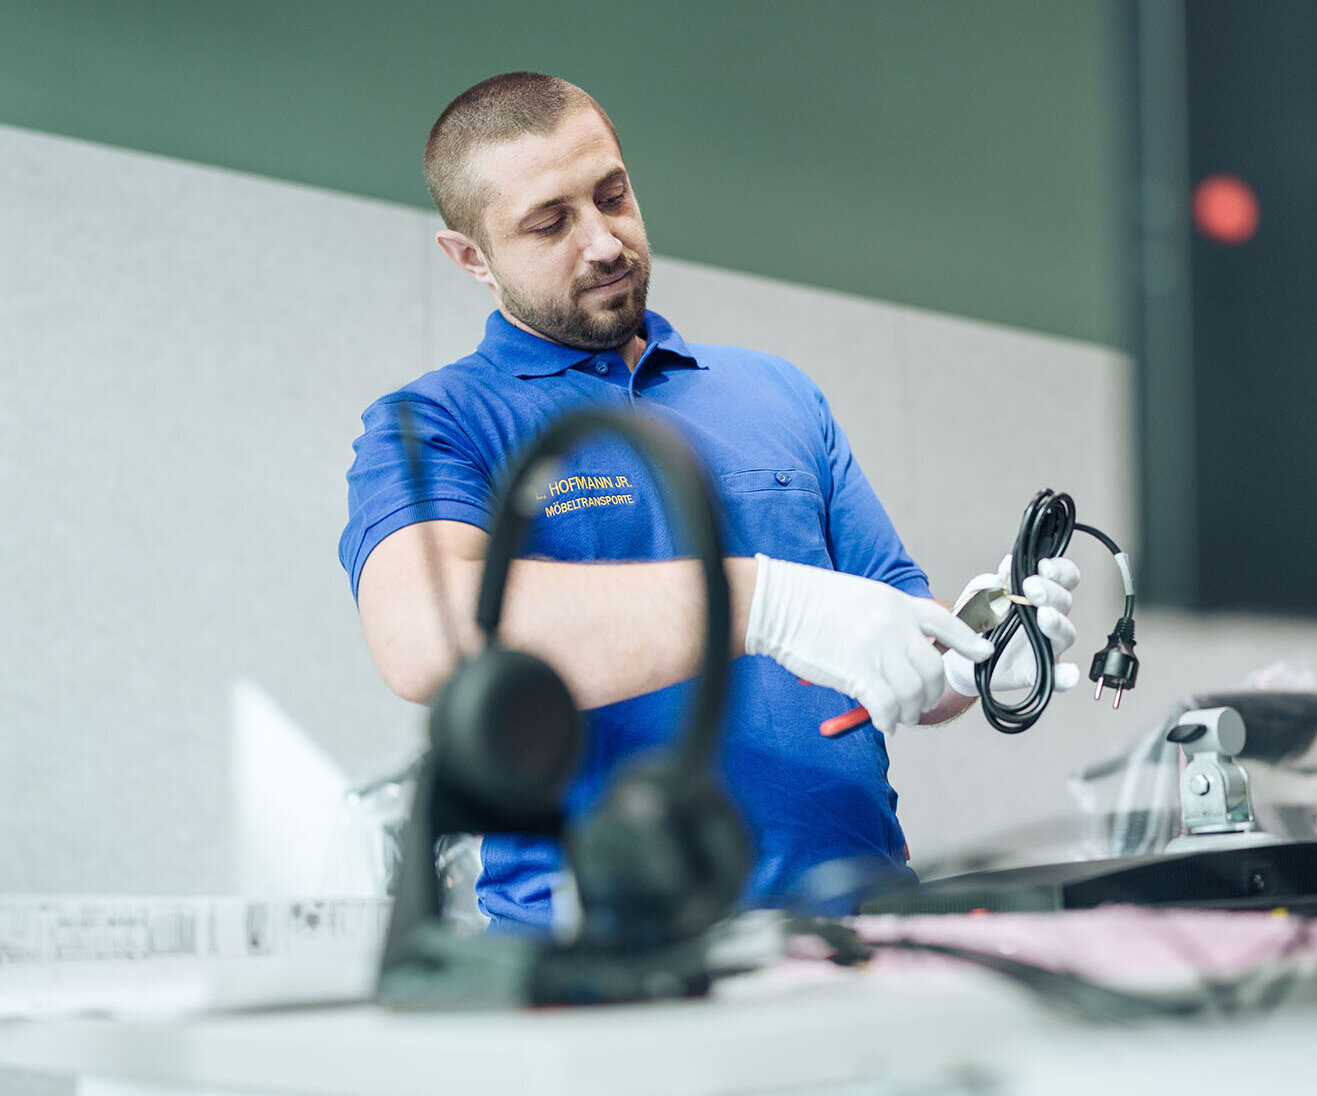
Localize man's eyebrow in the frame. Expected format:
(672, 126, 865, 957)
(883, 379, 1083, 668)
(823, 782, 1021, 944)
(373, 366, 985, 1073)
(594, 167, 628, 192)
(516, 168, 628, 225)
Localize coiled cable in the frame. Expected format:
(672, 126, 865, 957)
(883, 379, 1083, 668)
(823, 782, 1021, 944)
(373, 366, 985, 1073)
(978, 489, 1137, 734)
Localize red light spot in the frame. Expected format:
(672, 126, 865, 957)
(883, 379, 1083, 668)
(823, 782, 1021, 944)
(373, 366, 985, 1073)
(1193, 173, 1260, 245)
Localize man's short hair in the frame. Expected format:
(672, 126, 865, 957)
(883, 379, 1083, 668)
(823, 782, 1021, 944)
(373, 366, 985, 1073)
(424, 73, 619, 249)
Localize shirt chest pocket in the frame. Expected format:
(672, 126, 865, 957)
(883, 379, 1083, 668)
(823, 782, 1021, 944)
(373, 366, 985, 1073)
(718, 468, 833, 568)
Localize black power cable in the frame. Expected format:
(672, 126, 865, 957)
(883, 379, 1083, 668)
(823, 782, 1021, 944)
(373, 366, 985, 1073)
(977, 490, 1139, 734)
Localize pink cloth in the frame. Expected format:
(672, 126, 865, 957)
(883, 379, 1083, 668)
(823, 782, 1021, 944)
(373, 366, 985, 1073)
(787, 906, 1315, 987)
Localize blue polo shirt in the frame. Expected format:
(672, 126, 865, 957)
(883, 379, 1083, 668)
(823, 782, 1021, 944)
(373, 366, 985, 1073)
(340, 310, 930, 927)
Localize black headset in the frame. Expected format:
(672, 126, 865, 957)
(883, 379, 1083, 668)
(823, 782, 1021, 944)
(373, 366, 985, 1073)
(377, 407, 752, 1008)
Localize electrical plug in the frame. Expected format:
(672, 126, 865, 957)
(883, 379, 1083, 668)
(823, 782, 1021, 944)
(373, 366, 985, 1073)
(1089, 617, 1138, 709)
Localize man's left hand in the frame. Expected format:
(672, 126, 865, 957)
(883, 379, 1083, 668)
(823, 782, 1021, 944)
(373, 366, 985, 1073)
(943, 554, 1082, 696)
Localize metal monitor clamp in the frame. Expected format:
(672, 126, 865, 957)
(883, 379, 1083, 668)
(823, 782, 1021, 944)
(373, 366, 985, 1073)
(1164, 706, 1279, 854)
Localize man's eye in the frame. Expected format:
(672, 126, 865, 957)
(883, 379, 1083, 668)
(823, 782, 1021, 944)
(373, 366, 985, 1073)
(598, 193, 626, 209)
(532, 218, 565, 236)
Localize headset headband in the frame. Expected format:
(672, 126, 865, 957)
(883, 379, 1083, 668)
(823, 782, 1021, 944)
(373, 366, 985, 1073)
(476, 410, 730, 780)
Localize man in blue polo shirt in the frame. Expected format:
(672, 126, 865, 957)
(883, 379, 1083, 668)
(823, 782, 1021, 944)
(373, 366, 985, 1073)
(340, 73, 1082, 929)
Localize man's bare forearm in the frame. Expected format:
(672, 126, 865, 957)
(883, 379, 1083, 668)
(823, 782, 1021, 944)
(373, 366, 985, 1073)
(356, 520, 758, 707)
(479, 554, 758, 708)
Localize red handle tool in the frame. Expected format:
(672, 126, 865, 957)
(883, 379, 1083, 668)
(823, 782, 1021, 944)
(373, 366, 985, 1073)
(820, 705, 872, 738)
(798, 680, 871, 737)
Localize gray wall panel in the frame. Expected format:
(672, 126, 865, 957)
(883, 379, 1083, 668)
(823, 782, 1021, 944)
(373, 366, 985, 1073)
(2, 125, 430, 892)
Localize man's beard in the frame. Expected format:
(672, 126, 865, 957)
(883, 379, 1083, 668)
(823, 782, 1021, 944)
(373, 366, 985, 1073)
(497, 249, 651, 351)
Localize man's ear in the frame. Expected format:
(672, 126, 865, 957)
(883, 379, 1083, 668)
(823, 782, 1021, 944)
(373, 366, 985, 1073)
(436, 229, 496, 288)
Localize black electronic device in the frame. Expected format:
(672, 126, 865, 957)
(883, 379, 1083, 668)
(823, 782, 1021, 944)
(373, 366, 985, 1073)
(376, 408, 753, 1009)
(860, 841, 1317, 916)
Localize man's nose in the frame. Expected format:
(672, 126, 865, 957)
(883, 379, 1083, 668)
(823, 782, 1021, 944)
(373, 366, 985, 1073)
(576, 209, 624, 265)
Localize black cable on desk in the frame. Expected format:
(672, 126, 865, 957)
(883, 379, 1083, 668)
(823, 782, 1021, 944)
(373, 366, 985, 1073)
(977, 490, 1139, 734)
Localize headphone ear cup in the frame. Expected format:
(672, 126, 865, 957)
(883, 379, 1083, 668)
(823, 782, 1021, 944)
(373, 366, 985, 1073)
(430, 646, 583, 828)
(567, 761, 752, 949)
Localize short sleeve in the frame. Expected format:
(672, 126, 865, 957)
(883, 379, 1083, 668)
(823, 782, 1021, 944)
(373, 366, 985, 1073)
(338, 392, 496, 598)
(814, 388, 932, 599)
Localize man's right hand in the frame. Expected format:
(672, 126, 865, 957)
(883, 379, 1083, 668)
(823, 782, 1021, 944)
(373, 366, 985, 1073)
(744, 555, 995, 731)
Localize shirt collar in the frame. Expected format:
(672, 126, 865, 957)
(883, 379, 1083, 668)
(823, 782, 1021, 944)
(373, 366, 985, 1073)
(474, 309, 704, 378)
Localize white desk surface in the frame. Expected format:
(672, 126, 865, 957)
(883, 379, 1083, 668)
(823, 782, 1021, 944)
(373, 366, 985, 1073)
(2, 958, 1316, 1096)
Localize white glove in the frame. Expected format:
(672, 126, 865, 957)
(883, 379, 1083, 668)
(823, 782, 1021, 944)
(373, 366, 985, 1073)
(943, 554, 1082, 696)
(745, 554, 994, 730)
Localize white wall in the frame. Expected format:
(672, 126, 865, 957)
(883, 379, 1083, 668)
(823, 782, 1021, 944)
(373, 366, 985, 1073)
(5, 123, 1315, 894)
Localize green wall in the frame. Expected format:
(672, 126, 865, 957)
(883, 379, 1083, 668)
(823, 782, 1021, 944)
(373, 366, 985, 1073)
(0, 0, 1127, 346)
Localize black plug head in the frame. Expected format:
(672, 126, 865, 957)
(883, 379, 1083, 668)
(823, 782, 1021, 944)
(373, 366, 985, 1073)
(1090, 617, 1138, 709)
